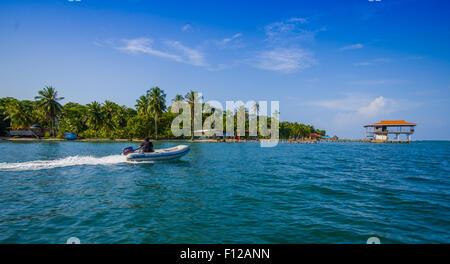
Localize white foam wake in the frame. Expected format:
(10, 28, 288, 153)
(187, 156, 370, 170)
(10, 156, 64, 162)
(0, 155, 127, 171)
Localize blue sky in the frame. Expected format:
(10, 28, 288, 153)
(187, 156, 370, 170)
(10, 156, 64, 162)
(0, 0, 449, 139)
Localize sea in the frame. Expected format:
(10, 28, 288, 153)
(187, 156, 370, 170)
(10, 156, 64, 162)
(0, 140, 448, 243)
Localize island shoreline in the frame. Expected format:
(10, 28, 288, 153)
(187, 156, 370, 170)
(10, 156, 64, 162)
(0, 136, 371, 143)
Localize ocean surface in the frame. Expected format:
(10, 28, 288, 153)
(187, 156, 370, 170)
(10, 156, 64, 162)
(0, 141, 448, 244)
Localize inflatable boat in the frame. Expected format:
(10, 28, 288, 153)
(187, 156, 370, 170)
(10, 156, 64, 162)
(122, 145, 190, 161)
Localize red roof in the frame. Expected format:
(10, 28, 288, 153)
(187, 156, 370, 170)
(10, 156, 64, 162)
(365, 120, 417, 127)
(310, 133, 322, 138)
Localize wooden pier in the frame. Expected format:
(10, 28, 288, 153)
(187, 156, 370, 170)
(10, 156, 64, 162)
(371, 139, 411, 144)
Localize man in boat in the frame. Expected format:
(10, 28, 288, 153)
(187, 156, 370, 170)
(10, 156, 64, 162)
(137, 137, 154, 153)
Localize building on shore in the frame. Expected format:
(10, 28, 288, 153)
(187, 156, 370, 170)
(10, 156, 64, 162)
(364, 120, 417, 142)
(310, 133, 323, 140)
(9, 124, 45, 138)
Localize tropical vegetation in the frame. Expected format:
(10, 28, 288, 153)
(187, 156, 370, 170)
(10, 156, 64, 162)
(34, 86, 64, 136)
(0, 86, 326, 139)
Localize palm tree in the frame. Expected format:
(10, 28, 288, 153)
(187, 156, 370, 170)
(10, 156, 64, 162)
(147, 86, 166, 139)
(253, 102, 260, 117)
(135, 95, 149, 116)
(35, 86, 64, 136)
(102, 100, 118, 136)
(172, 94, 184, 103)
(184, 90, 202, 140)
(86, 101, 103, 131)
(3, 101, 33, 130)
(116, 105, 129, 128)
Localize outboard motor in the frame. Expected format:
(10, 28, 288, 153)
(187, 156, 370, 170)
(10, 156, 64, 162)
(122, 146, 135, 155)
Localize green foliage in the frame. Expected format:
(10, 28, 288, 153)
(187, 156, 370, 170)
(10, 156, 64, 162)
(86, 101, 103, 131)
(279, 122, 322, 139)
(147, 86, 166, 139)
(0, 86, 325, 139)
(35, 86, 64, 136)
(136, 95, 149, 116)
(2, 99, 34, 130)
(59, 102, 88, 133)
(172, 94, 184, 103)
(0, 97, 17, 135)
(185, 90, 202, 140)
(125, 115, 152, 139)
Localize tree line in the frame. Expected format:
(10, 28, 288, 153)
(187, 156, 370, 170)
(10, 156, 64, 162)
(0, 86, 326, 139)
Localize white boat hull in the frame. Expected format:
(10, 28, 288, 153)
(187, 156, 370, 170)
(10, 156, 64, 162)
(125, 145, 190, 161)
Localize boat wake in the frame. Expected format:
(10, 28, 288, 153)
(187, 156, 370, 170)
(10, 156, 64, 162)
(0, 155, 127, 171)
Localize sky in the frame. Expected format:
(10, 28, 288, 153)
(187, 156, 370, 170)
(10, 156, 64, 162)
(0, 0, 449, 139)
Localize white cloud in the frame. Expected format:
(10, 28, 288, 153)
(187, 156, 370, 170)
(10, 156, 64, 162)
(287, 17, 308, 23)
(264, 17, 319, 45)
(181, 24, 193, 32)
(165, 40, 207, 66)
(206, 64, 229, 71)
(93, 41, 103, 47)
(216, 33, 243, 48)
(92, 39, 114, 48)
(312, 93, 419, 138)
(355, 58, 392, 66)
(350, 79, 409, 86)
(356, 96, 397, 117)
(253, 48, 316, 73)
(222, 33, 242, 44)
(118, 38, 207, 67)
(313, 95, 400, 127)
(340, 43, 363, 51)
(406, 55, 424, 60)
(252, 17, 321, 73)
(118, 38, 181, 61)
(314, 96, 365, 112)
(314, 95, 398, 115)
(354, 61, 372, 66)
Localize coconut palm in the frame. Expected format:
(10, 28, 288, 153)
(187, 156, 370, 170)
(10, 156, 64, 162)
(86, 101, 103, 131)
(184, 90, 202, 140)
(147, 86, 166, 139)
(136, 95, 149, 116)
(0, 97, 17, 136)
(253, 102, 260, 116)
(3, 100, 33, 130)
(102, 100, 119, 136)
(116, 105, 129, 128)
(172, 94, 184, 103)
(35, 86, 64, 136)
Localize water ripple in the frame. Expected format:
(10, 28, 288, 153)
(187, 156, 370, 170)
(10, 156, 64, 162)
(0, 141, 448, 243)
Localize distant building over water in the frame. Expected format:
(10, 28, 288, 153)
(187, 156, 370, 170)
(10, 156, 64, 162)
(364, 120, 417, 143)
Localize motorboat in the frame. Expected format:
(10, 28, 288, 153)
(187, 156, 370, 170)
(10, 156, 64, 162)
(122, 145, 190, 161)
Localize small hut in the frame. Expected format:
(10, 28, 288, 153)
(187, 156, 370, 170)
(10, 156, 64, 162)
(310, 133, 323, 140)
(9, 124, 45, 138)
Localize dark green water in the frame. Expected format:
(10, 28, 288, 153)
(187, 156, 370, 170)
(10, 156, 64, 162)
(0, 141, 448, 243)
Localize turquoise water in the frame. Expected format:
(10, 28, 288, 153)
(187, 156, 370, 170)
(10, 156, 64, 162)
(0, 141, 449, 244)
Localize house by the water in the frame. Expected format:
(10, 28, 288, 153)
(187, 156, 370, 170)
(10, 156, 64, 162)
(364, 120, 417, 143)
(9, 125, 45, 138)
(310, 133, 323, 140)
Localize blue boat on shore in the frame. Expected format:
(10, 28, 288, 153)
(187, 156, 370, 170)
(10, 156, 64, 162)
(65, 132, 77, 140)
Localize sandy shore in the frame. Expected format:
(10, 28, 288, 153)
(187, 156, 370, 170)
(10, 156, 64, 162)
(0, 137, 371, 143)
(0, 137, 228, 143)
